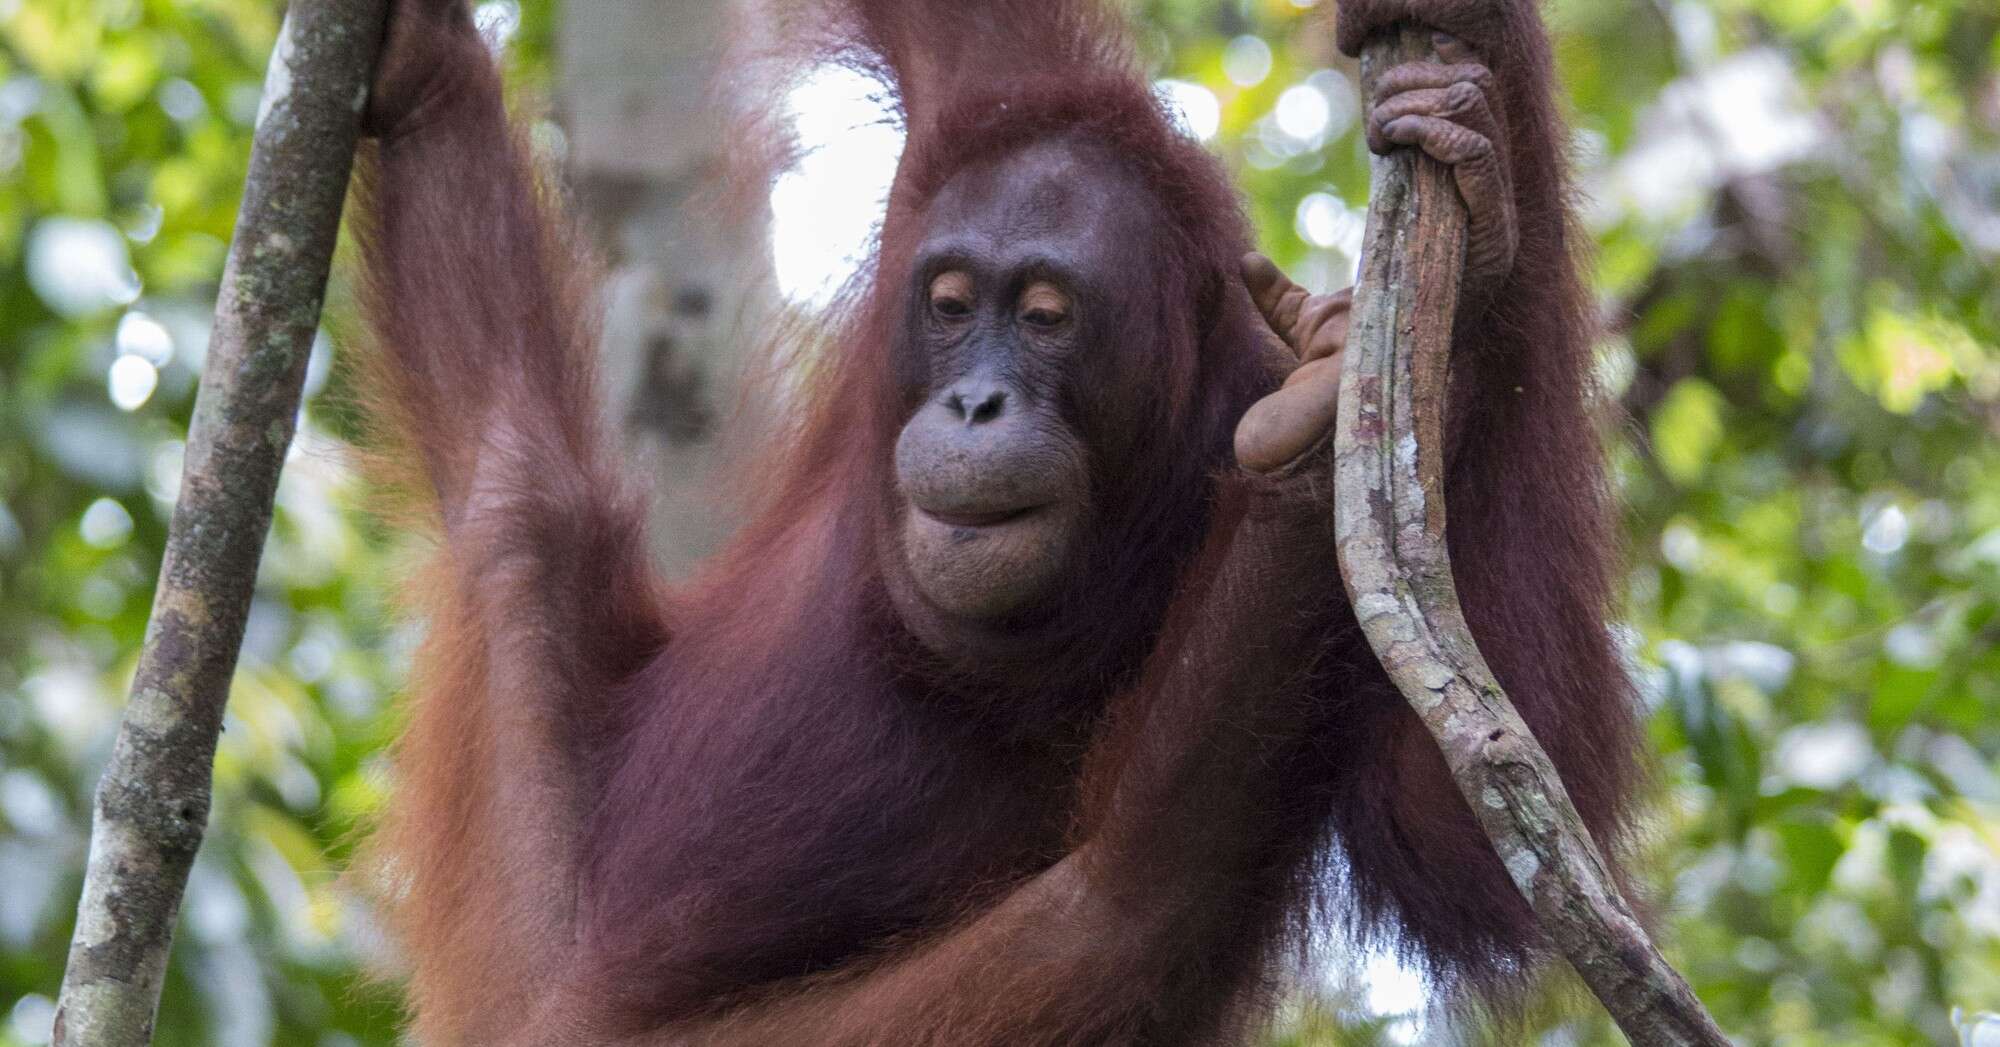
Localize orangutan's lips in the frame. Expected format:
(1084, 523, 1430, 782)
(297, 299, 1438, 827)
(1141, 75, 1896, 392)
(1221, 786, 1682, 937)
(919, 505, 1041, 529)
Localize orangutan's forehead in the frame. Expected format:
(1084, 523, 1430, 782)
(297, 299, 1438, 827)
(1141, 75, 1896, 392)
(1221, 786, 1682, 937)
(917, 138, 1155, 266)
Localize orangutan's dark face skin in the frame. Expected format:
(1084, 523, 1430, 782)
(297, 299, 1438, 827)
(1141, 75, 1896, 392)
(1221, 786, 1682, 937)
(887, 138, 1156, 630)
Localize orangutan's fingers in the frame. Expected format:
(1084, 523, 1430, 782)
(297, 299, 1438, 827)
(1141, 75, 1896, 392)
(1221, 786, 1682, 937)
(1292, 287, 1353, 364)
(1235, 352, 1343, 474)
(1243, 253, 1312, 359)
(1377, 113, 1518, 286)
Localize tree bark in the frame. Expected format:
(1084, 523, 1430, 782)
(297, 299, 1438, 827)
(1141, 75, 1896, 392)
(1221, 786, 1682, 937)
(52, 1, 383, 1043)
(559, 0, 776, 578)
(1334, 25, 1734, 1047)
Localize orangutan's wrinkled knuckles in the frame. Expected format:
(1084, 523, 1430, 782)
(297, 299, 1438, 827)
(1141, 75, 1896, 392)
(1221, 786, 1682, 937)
(1367, 48, 1519, 301)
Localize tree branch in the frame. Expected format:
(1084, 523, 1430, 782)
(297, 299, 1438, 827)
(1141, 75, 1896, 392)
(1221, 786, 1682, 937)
(1333, 24, 1734, 1047)
(52, 2, 384, 1043)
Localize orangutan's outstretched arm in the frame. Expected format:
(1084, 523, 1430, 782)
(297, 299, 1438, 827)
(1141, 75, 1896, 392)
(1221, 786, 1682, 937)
(355, 1, 667, 690)
(352, 2, 665, 1021)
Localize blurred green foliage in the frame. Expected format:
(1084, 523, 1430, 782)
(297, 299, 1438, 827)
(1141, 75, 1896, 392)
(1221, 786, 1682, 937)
(1, 0, 1996, 1043)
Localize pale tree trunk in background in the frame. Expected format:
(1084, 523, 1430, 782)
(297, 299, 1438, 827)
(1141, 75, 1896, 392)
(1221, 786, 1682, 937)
(559, 0, 774, 577)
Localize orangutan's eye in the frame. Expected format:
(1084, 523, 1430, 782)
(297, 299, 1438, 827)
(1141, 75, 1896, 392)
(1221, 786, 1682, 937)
(1019, 282, 1070, 328)
(929, 271, 974, 319)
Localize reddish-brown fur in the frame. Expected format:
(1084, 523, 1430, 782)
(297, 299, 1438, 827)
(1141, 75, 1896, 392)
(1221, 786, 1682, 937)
(351, 0, 1643, 1043)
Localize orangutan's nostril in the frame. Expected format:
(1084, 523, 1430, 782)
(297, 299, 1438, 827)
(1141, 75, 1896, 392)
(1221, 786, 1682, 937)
(968, 390, 1004, 425)
(944, 387, 1006, 426)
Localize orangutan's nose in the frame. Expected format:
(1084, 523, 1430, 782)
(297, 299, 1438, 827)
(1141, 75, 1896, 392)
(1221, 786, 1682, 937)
(942, 382, 1007, 426)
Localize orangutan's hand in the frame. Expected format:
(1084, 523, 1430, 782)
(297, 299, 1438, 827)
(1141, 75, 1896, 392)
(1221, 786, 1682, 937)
(1234, 253, 1351, 474)
(1368, 31, 1517, 305)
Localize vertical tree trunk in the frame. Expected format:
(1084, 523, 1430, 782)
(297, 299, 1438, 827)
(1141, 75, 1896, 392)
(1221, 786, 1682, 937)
(52, 2, 382, 1043)
(559, 0, 774, 577)
(1334, 25, 1734, 1047)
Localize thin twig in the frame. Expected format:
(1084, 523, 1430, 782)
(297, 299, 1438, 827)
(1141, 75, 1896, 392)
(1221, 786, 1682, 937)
(53, 2, 384, 1043)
